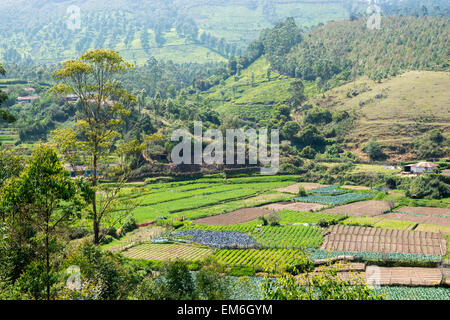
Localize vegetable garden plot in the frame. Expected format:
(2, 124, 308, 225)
(310, 250, 442, 263)
(373, 287, 450, 300)
(252, 225, 323, 249)
(122, 243, 213, 261)
(293, 193, 373, 206)
(194, 207, 275, 225)
(321, 200, 391, 217)
(321, 225, 448, 256)
(174, 230, 259, 248)
(179, 224, 324, 249)
(215, 249, 307, 269)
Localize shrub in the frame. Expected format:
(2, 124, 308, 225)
(123, 216, 138, 233)
(258, 215, 269, 226)
(317, 219, 329, 228)
(300, 146, 317, 159)
(100, 235, 114, 245)
(229, 266, 256, 277)
(68, 227, 91, 240)
(266, 212, 281, 226)
(298, 185, 307, 197)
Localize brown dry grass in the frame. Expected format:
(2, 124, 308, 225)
(275, 183, 329, 194)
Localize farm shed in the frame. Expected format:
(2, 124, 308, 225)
(404, 162, 438, 174)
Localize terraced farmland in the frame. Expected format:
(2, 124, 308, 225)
(215, 249, 307, 270)
(122, 243, 213, 261)
(178, 223, 324, 249)
(120, 175, 300, 223)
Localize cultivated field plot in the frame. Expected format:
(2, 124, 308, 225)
(293, 193, 373, 206)
(194, 207, 274, 225)
(321, 200, 391, 217)
(374, 286, 450, 300)
(382, 207, 450, 225)
(366, 266, 443, 287)
(215, 249, 306, 269)
(122, 243, 213, 261)
(178, 224, 324, 249)
(264, 202, 326, 212)
(275, 183, 328, 194)
(321, 225, 448, 256)
(122, 176, 299, 223)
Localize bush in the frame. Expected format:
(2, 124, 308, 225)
(123, 216, 138, 233)
(317, 219, 329, 228)
(300, 146, 316, 159)
(68, 227, 91, 240)
(100, 235, 114, 245)
(298, 185, 307, 197)
(266, 212, 281, 226)
(258, 215, 268, 226)
(229, 265, 256, 277)
(406, 174, 449, 199)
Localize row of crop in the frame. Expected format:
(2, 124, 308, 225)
(138, 185, 246, 206)
(293, 193, 373, 205)
(252, 225, 323, 249)
(123, 243, 213, 261)
(279, 210, 346, 225)
(310, 250, 442, 265)
(215, 249, 307, 270)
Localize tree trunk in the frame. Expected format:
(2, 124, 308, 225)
(45, 223, 50, 301)
(92, 150, 99, 245)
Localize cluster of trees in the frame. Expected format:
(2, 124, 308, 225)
(270, 16, 448, 82)
(415, 129, 448, 160)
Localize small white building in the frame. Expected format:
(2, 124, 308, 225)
(404, 162, 438, 174)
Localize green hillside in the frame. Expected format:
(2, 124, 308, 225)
(0, 0, 357, 65)
(192, 57, 310, 123)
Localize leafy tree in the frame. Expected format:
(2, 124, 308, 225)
(0, 146, 24, 189)
(52, 49, 136, 244)
(415, 129, 447, 159)
(297, 124, 326, 151)
(262, 262, 385, 300)
(303, 107, 332, 125)
(0, 64, 16, 124)
(0, 145, 81, 300)
(195, 258, 232, 300)
(281, 121, 300, 141)
(363, 138, 385, 161)
(288, 79, 306, 108)
(300, 146, 317, 159)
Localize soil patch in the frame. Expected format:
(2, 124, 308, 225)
(322, 200, 390, 217)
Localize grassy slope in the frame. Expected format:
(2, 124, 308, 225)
(311, 71, 450, 161)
